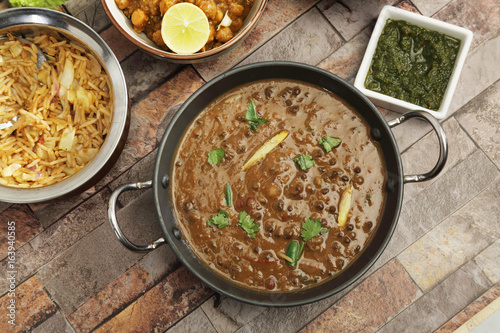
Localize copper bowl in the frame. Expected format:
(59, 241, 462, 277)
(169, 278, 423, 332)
(101, 0, 266, 63)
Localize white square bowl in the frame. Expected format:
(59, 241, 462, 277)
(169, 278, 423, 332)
(354, 5, 473, 119)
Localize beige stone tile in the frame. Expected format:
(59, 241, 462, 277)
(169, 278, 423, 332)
(377, 261, 491, 333)
(448, 30, 500, 116)
(317, 27, 371, 80)
(166, 307, 217, 333)
(475, 239, 500, 284)
(401, 117, 477, 203)
(300, 259, 421, 333)
(319, 0, 398, 41)
(411, 0, 451, 17)
(375, 149, 500, 270)
(238, 8, 343, 67)
(398, 179, 500, 292)
(456, 79, 500, 169)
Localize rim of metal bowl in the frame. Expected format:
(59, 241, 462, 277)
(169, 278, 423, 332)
(0, 8, 128, 203)
(101, 0, 266, 62)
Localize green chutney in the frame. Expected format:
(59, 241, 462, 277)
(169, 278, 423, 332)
(365, 19, 461, 110)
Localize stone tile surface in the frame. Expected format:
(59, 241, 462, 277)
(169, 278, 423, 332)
(0, 205, 41, 261)
(67, 0, 111, 33)
(435, 282, 500, 333)
(97, 67, 205, 187)
(99, 25, 138, 62)
(300, 259, 421, 333)
(2, 2, 499, 333)
(32, 311, 76, 333)
(0, 277, 57, 332)
(36, 189, 162, 314)
(320, 0, 398, 41)
(0, 202, 11, 214)
(28, 187, 97, 229)
(398, 178, 500, 292)
(68, 244, 178, 332)
(375, 149, 500, 270)
(238, 7, 343, 67)
(166, 307, 217, 333)
(194, 0, 320, 81)
(475, 239, 500, 285)
(411, 0, 451, 17)
(456, 78, 500, 168)
(318, 27, 372, 80)
(0, 189, 110, 295)
(377, 261, 491, 333)
(432, 0, 500, 50)
(201, 295, 265, 333)
(120, 52, 179, 105)
(448, 30, 500, 116)
(94, 266, 213, 333)
(401, 117, 477, 202)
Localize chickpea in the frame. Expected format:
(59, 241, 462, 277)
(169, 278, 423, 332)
(229, 3, 244, 17)
(131, 9, 148, 32)
(216, 26, 234, 43)
(151, 30, 166, 48)
(198, 0, 217, 20)
(115, 0, 130, 10)
(215, 9, 224, 24)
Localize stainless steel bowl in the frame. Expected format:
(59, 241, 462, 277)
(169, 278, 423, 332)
(101, 0, 266, 63)
(0, 8, 129, 203)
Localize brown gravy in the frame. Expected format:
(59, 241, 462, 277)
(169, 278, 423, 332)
(171, 79, 386, 291)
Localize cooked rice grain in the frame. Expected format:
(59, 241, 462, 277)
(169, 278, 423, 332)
(0, 34, 113, 188)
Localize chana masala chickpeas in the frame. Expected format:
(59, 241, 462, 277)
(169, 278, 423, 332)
(115, 0, 255, 52)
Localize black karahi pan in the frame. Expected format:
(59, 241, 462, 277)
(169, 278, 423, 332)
(108, 61, 447, 307)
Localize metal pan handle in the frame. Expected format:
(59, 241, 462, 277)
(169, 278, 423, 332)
(387, 111, 448, 184)
(108, 180, 165, 251)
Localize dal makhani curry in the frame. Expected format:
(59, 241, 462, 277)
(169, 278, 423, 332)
(171, 79, 387, 291)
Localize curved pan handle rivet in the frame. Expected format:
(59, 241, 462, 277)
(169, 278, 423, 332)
(108, 180, 166, 251)
(387, 111, 448, 184)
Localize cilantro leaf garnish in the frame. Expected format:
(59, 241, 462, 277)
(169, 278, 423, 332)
(319, 136, 342, 153)
(208, 148, 225, 166)
(208, 210, 229, 229)
(301, 218, 329, 241)
(238, 211, 259, 238)
(293, 154, 315, 170)
(245, 98, 268, 131)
